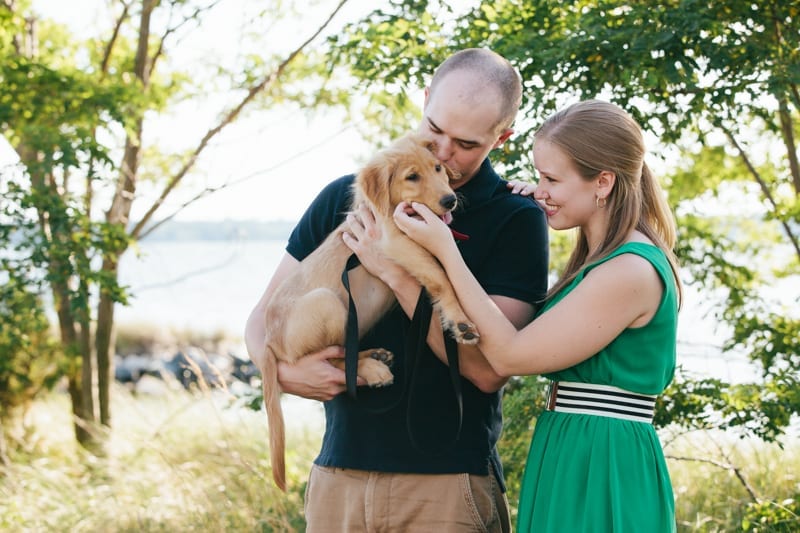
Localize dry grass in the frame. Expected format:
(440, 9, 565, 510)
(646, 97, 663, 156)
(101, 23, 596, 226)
(2, 383, 798, 532)
(665, 428, 800, 532)
(0, 384, 320, 532)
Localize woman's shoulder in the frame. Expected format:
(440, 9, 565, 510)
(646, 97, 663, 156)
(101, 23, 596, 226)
(587, 236, 665, 285)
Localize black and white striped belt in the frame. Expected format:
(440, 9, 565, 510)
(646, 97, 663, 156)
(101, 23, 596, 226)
(545, 381, 657, 423)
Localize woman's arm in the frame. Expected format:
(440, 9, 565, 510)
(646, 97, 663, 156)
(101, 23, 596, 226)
(342, 207, 534, 392)
(393, 202, 663, 376)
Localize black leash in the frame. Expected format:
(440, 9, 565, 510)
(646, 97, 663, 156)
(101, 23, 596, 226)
(341, 254, 362, 400)
(341, 255, 464, 451)
(405, 288, 464, 453)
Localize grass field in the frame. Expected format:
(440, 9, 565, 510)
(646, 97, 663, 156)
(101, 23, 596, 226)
(1, 385, 798, 532)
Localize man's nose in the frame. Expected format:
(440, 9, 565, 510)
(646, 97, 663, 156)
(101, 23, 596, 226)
(435, 139, 454, 162)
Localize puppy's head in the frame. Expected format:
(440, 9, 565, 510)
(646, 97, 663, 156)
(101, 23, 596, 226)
(356, 133, 460, 220)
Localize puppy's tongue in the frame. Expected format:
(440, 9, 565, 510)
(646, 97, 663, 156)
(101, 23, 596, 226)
(440, 211, 470, 241)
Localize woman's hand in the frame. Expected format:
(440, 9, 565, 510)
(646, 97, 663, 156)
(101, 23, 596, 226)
(392, 201, 458, 260)
(507, 179, 536, 196)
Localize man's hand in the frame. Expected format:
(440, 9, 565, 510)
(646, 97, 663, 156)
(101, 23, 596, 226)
(275, 346, 364, 402)
(506, 179, 537, 196)
(343, 205, 408, 285)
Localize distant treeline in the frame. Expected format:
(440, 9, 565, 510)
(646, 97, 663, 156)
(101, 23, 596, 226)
(140, 219, 296, 242)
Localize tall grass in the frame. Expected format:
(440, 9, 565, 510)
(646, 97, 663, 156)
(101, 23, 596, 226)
(0, 384, 318, 532)
(2, 384, 798, 532)
(665, 429, 800, 532)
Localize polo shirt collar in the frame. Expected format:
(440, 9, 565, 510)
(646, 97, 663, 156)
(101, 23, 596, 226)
(454, 158, 501, 211)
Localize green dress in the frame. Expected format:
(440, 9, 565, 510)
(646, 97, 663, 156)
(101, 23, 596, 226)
(516, 242, 678, 533)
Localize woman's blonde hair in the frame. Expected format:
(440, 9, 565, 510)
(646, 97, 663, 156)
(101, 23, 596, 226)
(537, 99, 682, 303)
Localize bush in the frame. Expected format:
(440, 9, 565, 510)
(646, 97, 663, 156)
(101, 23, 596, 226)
(0, 266, 61, 421)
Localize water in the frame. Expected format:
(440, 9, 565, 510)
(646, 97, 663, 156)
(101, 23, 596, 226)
(117, 237, 326, 428)
(117, 239, 286, 338)
(116, 237, 752, 383)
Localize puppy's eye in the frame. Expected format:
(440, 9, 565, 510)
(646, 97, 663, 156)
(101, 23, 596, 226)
(407, 173, 419, 181)
(435, 164, 441, 172)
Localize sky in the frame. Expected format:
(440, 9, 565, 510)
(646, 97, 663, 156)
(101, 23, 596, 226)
(1, 0, 476, 223)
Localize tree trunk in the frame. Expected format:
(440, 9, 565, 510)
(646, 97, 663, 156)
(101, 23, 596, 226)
(78, 285, 94, 436)
(777, 97, 800, 195)
(95, 258, 119, 428)
(0, 422, 9, 469)
(95, 0, 154, 430)
(54, 284, 94, 446)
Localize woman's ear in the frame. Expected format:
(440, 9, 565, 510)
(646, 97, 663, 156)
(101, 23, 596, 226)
(596, 170, 616, 200)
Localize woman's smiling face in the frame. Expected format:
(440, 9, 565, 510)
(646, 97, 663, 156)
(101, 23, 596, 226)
(532, 139, 598, 231)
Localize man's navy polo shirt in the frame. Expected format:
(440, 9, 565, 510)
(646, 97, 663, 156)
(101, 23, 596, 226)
(285, 157, 549, 486)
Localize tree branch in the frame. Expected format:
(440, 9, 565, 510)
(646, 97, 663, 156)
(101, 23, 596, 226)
(770, 3, 800, 111)
(665, 453, 759, 502)
(137, 120, 358, 239)
(148, 0, 223, 75)
(130, 0, 351, 239)
(717, 121, 800, 261)
(100, 1, 131, 77)
(777, 97, 800, 194)
(106, 0, 154, 226)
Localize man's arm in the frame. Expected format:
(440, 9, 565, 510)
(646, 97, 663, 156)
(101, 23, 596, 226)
(244, 252, 350, 401)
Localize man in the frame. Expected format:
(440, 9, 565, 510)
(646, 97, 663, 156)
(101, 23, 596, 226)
(245, 48, 549, 532)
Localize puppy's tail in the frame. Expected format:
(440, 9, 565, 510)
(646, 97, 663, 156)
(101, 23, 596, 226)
(263, 343, 287, 492)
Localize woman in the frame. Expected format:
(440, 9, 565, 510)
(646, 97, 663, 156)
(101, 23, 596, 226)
(345, 99, 681, 532)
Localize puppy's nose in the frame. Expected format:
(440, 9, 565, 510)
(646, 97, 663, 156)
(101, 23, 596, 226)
(440, 194, 457, 211)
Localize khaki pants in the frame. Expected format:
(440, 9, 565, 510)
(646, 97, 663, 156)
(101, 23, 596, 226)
(304, 465, 511, 533)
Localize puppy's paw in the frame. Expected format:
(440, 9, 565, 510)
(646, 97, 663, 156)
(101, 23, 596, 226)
(443, 318, 480, 345)
(357, 357, 395, 387)
(366, 348, 394, 369)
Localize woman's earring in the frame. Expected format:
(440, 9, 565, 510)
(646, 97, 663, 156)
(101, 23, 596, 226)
(596, 196, 607, 208)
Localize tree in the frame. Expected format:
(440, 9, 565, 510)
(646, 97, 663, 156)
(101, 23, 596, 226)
(0, 0, 355, 449)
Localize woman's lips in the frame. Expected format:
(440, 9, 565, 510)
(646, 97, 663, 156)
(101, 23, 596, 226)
(538, 200, 558, 217)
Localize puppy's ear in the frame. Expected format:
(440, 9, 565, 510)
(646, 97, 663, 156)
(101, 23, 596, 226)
(357, 158, 393, 216)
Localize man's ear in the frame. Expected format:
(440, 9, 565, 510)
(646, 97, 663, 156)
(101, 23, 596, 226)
(492, 128, 514, 150)
(596, 170, 616, 198)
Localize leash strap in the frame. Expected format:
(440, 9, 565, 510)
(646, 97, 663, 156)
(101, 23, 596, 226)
(340, 255, 464, 451)
(406, 289, 463, 453)
(341, 254, 362, 399)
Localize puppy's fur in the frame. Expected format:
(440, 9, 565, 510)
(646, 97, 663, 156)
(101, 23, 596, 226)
(261, 133, 480, 491)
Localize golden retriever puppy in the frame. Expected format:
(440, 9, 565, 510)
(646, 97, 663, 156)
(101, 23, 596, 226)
(261, 132, 480, 491)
